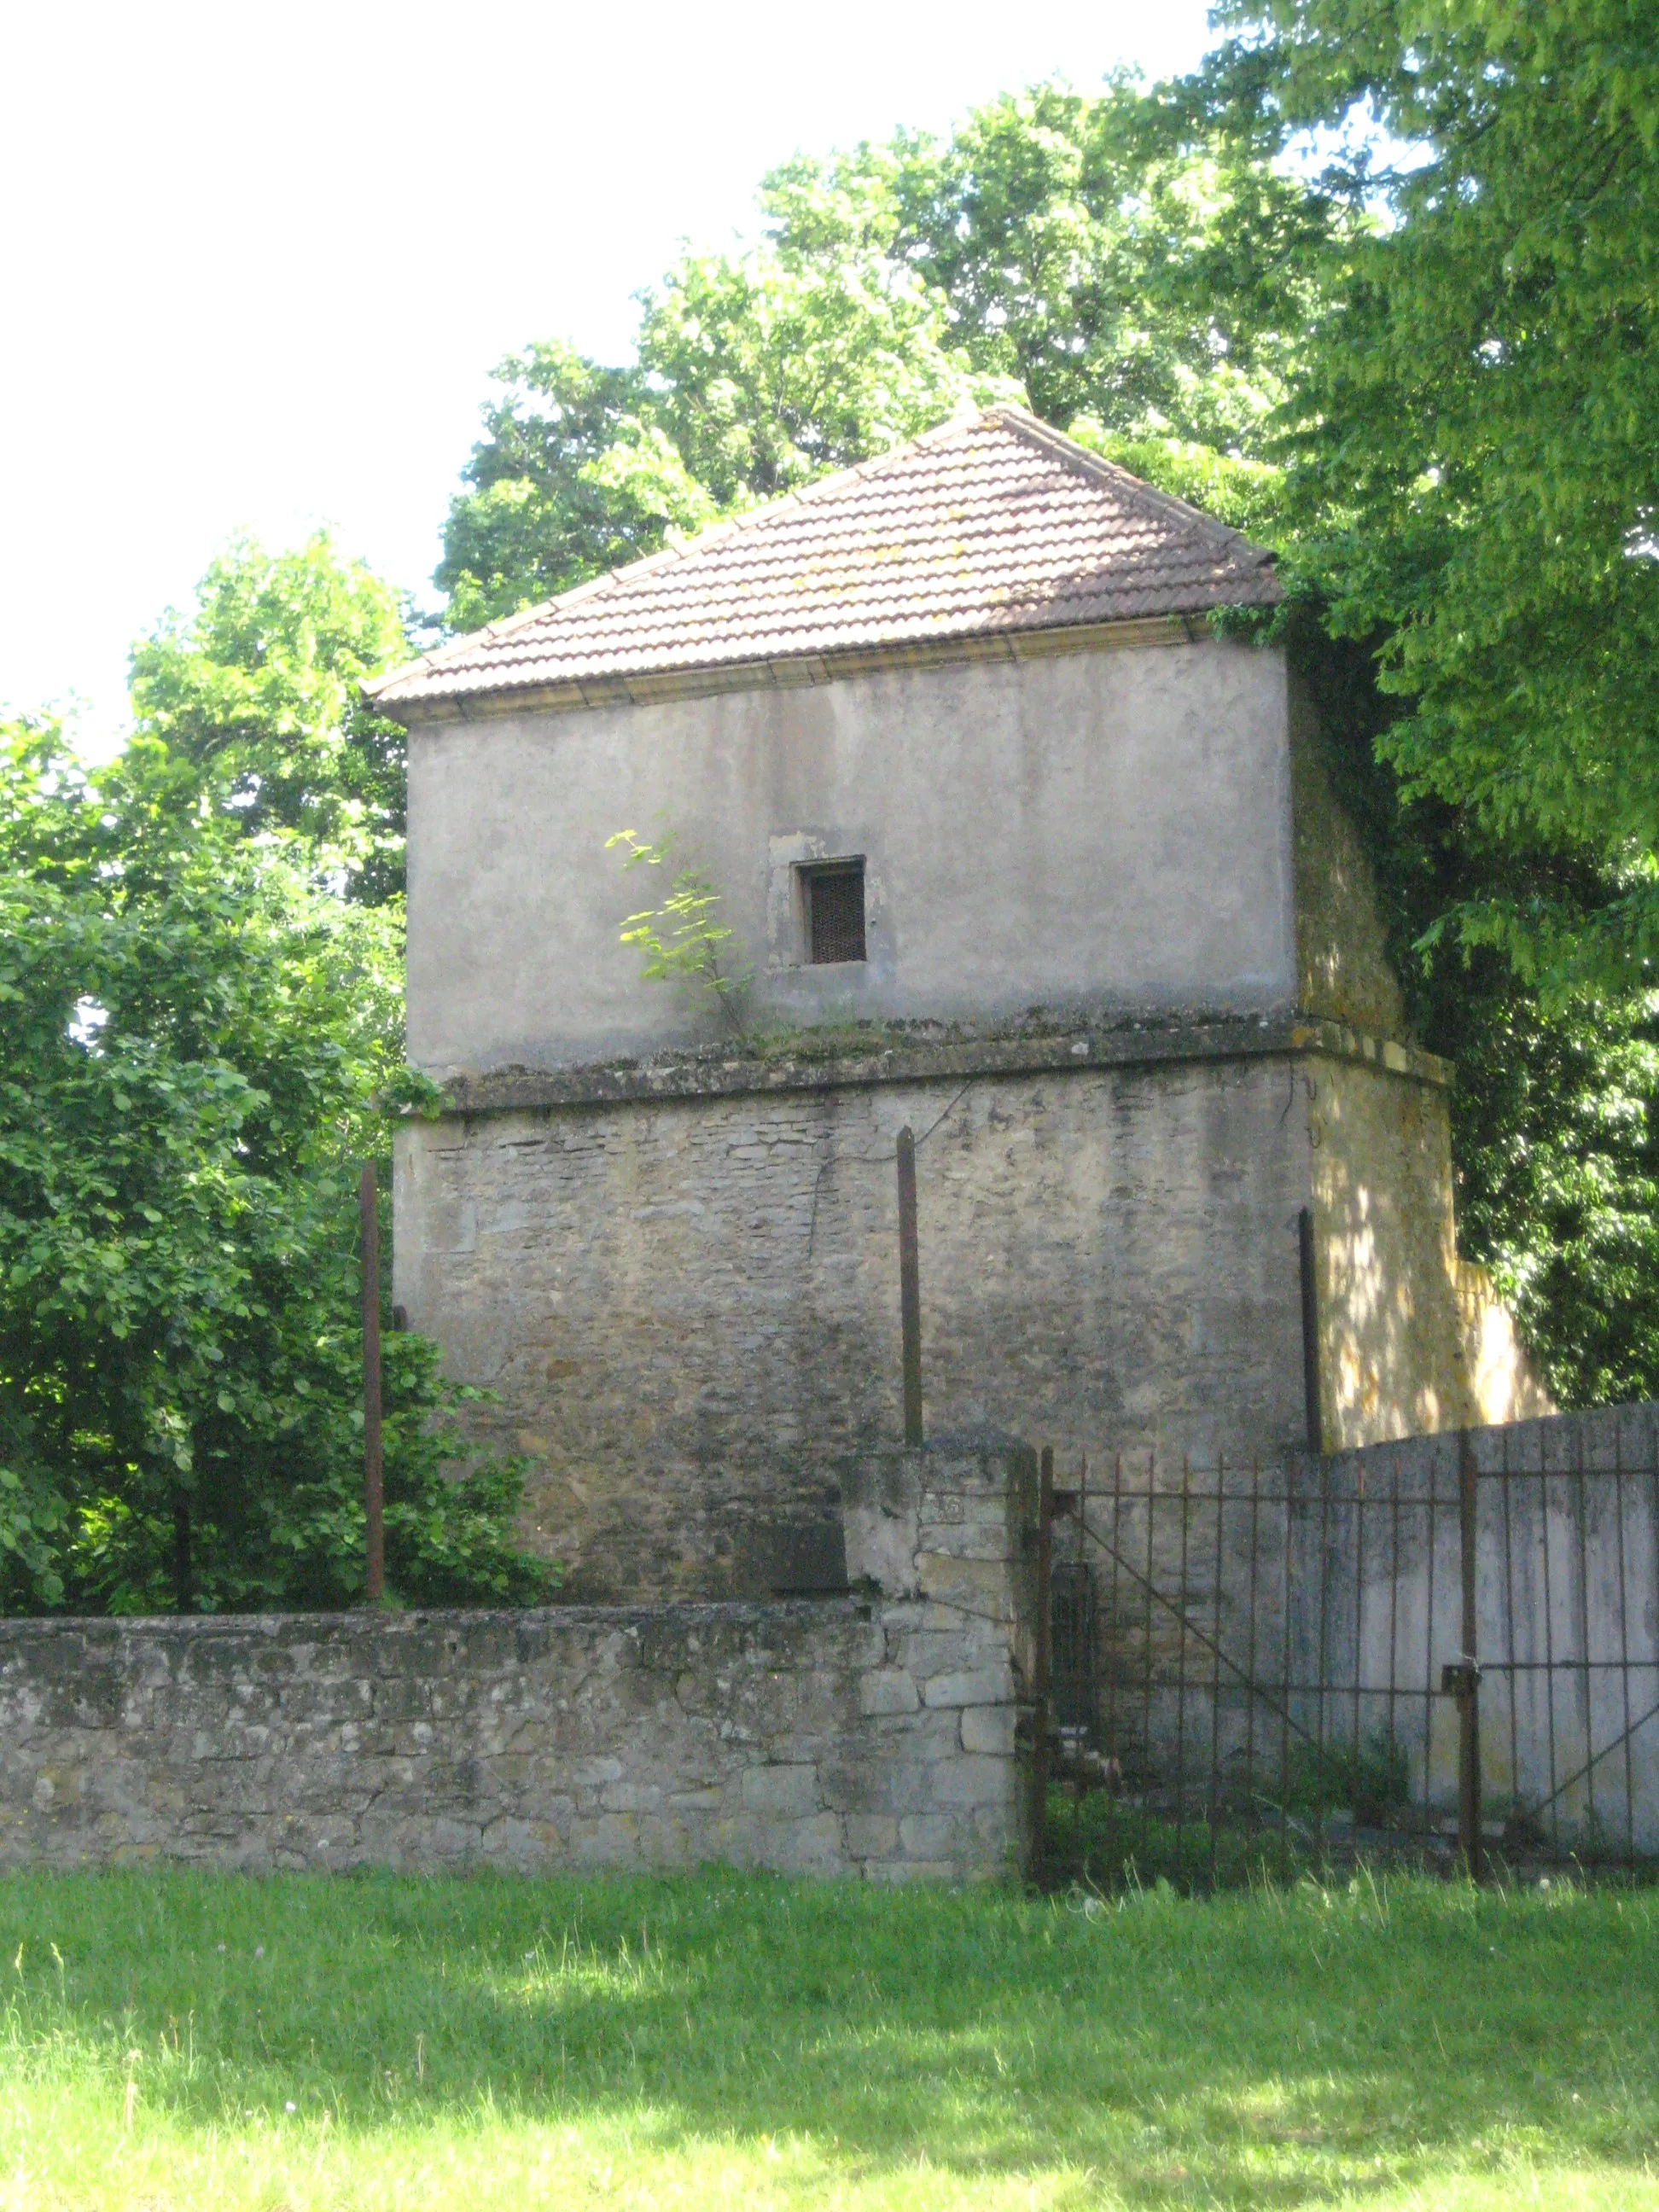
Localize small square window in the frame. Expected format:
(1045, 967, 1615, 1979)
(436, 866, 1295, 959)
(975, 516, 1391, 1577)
(801, 859, 866, 964)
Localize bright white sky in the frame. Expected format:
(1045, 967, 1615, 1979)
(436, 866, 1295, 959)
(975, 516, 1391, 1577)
(3, 0, 1214, 751)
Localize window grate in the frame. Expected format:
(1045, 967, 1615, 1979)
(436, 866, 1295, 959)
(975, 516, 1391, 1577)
(805, 861, 866, 964)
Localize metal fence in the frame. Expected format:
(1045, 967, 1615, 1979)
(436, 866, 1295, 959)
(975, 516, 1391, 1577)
(1029, 1412, 1659, 1890)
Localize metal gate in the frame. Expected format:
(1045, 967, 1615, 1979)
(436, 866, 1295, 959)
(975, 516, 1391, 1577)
(1029, 1423, 1659, 1890)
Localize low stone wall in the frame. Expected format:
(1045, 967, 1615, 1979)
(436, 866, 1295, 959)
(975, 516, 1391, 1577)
(0, 1446, 1034, 1883)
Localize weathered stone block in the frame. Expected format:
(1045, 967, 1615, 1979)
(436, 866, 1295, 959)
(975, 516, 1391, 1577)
(959, 1704, 1018, 1755)
(841, 1813, 899, 1857)
(773, 1813, 845, 1873)
(922, 1666, 1015, 1709)
(898, 1813, 958, 1858)
(926, 1755, 1014, 1809)
(862, 1858, 957, 1884)
(740, 1762, 821, 1816)
(600, 1782, 663, 1813)
(858, 1669, 919, 1716)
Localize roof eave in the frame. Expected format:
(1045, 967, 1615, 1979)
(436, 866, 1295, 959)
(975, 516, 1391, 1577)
(371, 600, 1280, 727)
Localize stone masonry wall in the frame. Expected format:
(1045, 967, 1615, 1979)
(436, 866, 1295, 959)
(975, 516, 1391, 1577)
(0, 1447, 1033, 1884)
(397, 1025, 1494, 1602)
(398, 1039, 1321, 1600)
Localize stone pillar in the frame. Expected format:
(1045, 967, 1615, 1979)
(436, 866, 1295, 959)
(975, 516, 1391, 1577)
(834, 1439, 1038, 1881)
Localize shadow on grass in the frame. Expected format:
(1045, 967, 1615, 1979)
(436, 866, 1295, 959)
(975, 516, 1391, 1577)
(1, 1868, 1655, 2206)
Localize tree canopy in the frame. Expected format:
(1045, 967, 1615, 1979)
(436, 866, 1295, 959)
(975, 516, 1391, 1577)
(130, 533, 413, 904)
(1199, 0, 1659, 992)
(0, 716, 550, 1613)
(436, 78, 1339, 625)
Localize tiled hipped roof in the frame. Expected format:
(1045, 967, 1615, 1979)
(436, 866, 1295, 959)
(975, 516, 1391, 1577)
(370, 407, 1281, 716)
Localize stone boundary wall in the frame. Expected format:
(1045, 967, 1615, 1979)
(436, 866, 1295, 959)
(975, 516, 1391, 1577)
(0, 1447, 1035, 1883)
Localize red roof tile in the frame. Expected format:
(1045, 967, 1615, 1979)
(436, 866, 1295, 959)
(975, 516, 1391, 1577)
(370, 408, 1280, 713)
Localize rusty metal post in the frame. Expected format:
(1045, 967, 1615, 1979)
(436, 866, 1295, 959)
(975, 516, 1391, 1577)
(360, 1163, 385, 1605)
(171, 1495, 192, 1615)
(896, 1126, 923, 1447)
(1298, 1207, 1323, 1455)
(1457, 1429, 1484, 1878)
(1031, 1446, 1055, 1886)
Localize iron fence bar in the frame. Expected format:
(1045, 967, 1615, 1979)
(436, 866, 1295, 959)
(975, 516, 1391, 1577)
(1279, 1476, 1295, 1881)
(1144, 1459, 1156, 1859)
(1388, 1451, 1403, 1837)
(1031, 1445, 1054, 1887)
(1500, 1435, 1521, 1853)
(1458, 1430, 1484, 1878)
(1425, 1464, 1439, 1843)
(1317, 1454, 1333, 1848)
(1577, 1435, 1598, 1846)
(1616, 1428, 1635, 1874)
(1208, 1458, 1226, 1888)
(1105, 1451, 1123, 1882)
(1243, 1458, 1262, 1848)
(1036, 1485, 1382, 1505)
(1073, 1505, 1324, 1752)
(1174, 1458, 1191, 1863)
(1524, 1693, 1659, 1820)
(1528, 1464, 1553, 1860)
(1074, 1452, 1089, 1874)
(1353, 1463, 1366, 1826)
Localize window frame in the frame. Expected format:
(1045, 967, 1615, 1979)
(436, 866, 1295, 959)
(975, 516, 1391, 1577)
(797, 856, 868, 967)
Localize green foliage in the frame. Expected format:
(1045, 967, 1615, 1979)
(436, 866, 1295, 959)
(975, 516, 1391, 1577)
(130, 533, 413, 905)
(0, 1869, 1653, 2208)
(1445, 981, 1659, 1409)
(435, 344, 719, 629)
(1283, 614, 1659, 1409)
(1284, 1732, 1414, 1825)
(0, 719, 552, 1613)
(606, 830, 752, 1033)
(632, 163, 998, 513)
(435, 76, 1339, 626)
(1201, 0, 1659, 992)
(871, 76, 1336, 445)
(1065, 417, 1295, 539)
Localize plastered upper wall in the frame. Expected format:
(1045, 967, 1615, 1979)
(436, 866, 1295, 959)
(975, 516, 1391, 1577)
(405, 635, 1297, 1079)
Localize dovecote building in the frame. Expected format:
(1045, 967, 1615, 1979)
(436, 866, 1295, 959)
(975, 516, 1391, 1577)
(370, 409, 1545, 1600)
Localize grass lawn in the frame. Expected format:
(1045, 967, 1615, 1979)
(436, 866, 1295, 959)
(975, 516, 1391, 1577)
(0, 1869, 1653, 2209)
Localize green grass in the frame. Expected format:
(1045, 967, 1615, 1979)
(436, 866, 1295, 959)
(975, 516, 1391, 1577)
(0, 1870, 1654, 2209)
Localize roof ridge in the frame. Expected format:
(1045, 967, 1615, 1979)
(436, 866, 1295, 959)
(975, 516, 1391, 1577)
(986, 405, 1276, 571)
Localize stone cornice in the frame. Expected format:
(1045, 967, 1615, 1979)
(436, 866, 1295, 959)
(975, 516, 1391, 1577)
(428, 1015, 1449, 1118)
(382, 614, 1200, 727)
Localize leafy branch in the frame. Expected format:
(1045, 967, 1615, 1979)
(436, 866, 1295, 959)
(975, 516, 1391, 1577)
(606, 830, 752, 1033)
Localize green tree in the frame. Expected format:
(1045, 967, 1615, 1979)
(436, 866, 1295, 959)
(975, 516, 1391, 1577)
(873, 77, 1335, 446)
(434, 344, 719, 630)
(607, 829, 752, 1032)
(632, 161, 996, 511)
(130, 533, 413, 904)
(1199, 0, 1659, 990)
(0, 720, 551, 1613)
(435, 77, 1336, 626)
